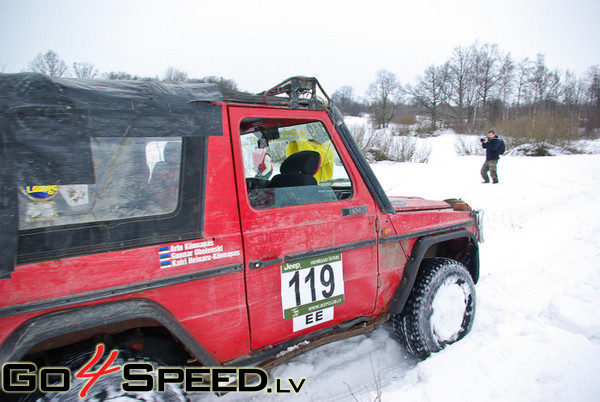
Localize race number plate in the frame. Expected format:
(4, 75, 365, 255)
(281, 252, 345, 332)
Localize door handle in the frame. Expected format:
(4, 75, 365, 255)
(342, 205, 367, 216)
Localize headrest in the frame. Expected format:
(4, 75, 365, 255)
(163, 142, 181, 164)
(280, 151, 321, 176)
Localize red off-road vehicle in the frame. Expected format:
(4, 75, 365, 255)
(0, 74, 483, 398)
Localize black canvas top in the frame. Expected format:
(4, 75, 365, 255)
(0, 73, 224, 278)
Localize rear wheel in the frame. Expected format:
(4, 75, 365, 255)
(393, 257, 476, 359)
(28, 346, 187, 401)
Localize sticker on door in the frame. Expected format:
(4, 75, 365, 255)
(280, 252, 345, 331)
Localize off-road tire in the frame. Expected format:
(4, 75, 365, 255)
(393, 257, 476, 359)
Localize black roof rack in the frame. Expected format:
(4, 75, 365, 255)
(259, 76, 331, 110)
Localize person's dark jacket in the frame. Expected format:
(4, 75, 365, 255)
(482, 135, 501, 161)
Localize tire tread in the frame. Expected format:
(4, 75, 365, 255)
(392, 257, 475, 359)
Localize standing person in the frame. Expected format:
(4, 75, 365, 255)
(481, 130, 501, 183)
(252, 138, 273, 179)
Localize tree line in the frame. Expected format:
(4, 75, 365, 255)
(334, 42, 599, 138)
(20, 50, 239, 92)
(16, 46, 600, 138)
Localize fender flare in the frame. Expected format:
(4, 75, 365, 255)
(387, 229, 479, 315)
(0, 298, 219, 366)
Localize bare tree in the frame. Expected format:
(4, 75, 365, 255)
(497, 53, 516, 120)
(105, 71, 133, 80)
(73, 62, 99, 79)
(562, 71, 585, 114)
(406, 41, 598, 136)
(28, 50, 69, 77)
(521, 54, 561, 128)
(163, 67, 188, 83)
(332, 86, 353, 106)
(332, 86, 361, 115)
(584, 65, 600, 130)
(586, 66, 600, 108)
(474, 43, 505, 124)
(194, 76, 239, 92)
(531, 54, 556, 108)
(446, 44, 478, 126)
(104, 71, 154, 80)
(367, 69, 402, 128)
(515, 58, 535, 110)
(407, 64, 449, 132)
(444, 43, 515, 127)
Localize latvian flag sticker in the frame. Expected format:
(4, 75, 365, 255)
(158, 246, 172, 268)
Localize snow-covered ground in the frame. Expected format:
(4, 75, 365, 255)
(203, 133, 600, 402)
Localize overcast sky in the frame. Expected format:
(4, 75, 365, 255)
(1, 0, 598, 96)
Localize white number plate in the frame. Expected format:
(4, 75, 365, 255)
(281, 253, 345, 332)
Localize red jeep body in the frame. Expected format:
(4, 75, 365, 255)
(0, 75, 481, 375)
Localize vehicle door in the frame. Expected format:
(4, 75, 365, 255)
(229, 106, 379, 350)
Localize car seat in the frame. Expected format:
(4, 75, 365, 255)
(149, 141, 181, 209)
(268, 150, 321, 188)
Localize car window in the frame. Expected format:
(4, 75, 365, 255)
(18, 137, 182, 229)
(240, 119, 352, 209)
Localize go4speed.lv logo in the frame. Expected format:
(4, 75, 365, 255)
(2, 344, 306, 398)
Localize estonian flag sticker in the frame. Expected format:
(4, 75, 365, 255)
(158, 246, 172, 268)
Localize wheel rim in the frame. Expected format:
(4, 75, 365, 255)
(429, 276, 472, 345)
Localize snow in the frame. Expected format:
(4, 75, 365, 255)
(196, 132, 600, 402)
(430, 275, 471, 343)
